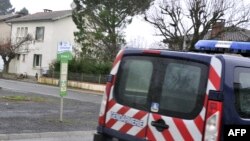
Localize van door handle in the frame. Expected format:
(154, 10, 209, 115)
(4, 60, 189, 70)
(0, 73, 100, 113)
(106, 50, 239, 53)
(151, 119, 169, 132)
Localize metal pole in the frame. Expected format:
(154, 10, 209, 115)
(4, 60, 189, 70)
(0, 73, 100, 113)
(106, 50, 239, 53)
(60, 96, 64, 122)
(99, 75, 101, 84)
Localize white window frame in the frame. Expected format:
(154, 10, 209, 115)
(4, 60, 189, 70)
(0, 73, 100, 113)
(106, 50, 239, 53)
(33, 54, 42, 67)
(35, 27, 45, 41)
(16, 27, 28, 42)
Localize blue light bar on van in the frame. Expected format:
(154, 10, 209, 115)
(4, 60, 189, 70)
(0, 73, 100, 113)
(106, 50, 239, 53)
(195, 40, 250, 53)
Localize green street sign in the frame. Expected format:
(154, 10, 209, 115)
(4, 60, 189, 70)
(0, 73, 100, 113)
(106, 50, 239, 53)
(57, 51, 73, 61)
(57, 41, 72, 97)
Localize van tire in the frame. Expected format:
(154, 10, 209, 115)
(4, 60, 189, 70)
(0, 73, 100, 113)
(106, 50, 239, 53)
(93, 133, 112, 141)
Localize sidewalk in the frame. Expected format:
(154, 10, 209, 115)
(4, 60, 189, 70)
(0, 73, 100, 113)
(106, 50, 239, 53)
(0, 130, 95, 141)
(0, 88, 100, 141)
(0, 73, 105, 94)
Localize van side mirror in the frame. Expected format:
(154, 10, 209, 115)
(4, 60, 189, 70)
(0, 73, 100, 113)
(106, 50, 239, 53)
(208, 90, 223, 101)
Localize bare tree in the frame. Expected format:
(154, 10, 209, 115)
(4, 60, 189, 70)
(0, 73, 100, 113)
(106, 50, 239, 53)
(0, 34, 32, 73)
(145, 0, 250, 50)
(127, 36, 149, 48)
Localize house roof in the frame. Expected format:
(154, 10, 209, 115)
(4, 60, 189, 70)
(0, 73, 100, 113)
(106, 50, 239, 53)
(203, 27, 250, 41)
(7, 10, 72, 23)
(0, 14, 22, 22)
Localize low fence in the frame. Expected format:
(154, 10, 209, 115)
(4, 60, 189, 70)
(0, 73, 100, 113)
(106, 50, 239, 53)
(0, 72, 105, 92)
(38, 77, 105, 92)
(45, 71, 108, 84)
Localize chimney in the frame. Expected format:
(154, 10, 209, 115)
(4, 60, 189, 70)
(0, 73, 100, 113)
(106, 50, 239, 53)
(211, 19, 225, 39)
(43, 9, 52, 12)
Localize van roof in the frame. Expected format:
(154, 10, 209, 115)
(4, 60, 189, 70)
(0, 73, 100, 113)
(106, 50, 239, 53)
(124, 47, 250, 64)
(220, 54, 250, 64)
(123, 48, 212, 64)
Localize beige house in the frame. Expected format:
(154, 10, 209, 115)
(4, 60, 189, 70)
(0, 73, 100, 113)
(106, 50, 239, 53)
(0, 14, 21, 40)
(7, 10, 78, 77)
(0, 14, 22, 71)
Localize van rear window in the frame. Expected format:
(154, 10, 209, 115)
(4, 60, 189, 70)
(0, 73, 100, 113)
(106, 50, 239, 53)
(114, 57, 153, 111)
(114, 55, 208, 119)
(234, 67, 250, 118)
(160, 63, 202, 115)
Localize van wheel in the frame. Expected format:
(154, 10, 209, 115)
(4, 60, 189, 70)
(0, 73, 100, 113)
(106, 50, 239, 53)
(94, 133, 112, 141)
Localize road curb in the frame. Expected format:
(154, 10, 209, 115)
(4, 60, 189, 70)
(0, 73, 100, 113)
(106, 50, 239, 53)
(0, 130, 96, 140)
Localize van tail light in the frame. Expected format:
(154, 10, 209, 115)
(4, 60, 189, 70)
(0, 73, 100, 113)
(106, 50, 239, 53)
(204, 100, 222, 141)
(98, 50, 123, 126)
(98, 90, 108, 125)
(98, 82, 112, 126)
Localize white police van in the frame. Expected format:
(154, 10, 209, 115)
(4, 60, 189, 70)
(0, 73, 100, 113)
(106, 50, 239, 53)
(94, 40, 250, 141)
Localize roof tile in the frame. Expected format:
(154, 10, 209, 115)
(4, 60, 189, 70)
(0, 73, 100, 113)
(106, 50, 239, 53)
(7, 10, 72, 23)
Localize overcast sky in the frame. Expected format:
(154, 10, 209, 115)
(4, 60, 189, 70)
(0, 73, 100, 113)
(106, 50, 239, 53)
(9, 0, 250, 48)
(0, 0, 249, 68)
(9, 0, 162, 48)
(10, 0, 72, 13)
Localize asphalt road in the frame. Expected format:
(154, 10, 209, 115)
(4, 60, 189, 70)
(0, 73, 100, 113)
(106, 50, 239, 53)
(0, 78, 103, 141)
(0, 79, 103, 104)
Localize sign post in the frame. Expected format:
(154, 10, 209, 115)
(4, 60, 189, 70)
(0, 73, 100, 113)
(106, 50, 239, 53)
(57, 41, 72, 122)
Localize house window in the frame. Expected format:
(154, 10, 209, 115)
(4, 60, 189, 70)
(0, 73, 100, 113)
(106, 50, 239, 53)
(22, 54, 26, 62)
(16, 27, 20, 37)
(35, 27, 45, 41)
(33, 54, 42, 67)
(24, 27, 28, 35)
(21, 27, 24, 36)
(16, 27, 28, 41)
(17, 54, 20, 60)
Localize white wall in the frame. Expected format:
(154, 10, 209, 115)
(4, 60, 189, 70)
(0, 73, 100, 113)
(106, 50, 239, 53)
(9, 16, 77, 76)
(0, 57, 3, 71)
(0, 22, 11, 71)
(0, 22, 11, 40)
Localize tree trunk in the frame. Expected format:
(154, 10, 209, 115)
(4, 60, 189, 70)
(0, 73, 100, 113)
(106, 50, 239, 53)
(3, 63, 9, 73)
(2, 56, 11, 73)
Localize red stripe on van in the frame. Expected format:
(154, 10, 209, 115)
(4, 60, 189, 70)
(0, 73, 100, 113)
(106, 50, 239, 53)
(106, 83, 112, 97)
(119, 123, 132, 133)
(107, 99, 116, 112)
(119, 111, 147, 133)
(147, 128, 157, 141)
(149, 114, 174, 141)
(113, 51, 123, 68)
(143, 50, 161, 55)
(209, 66, 221, 90)
(152, 113, 161, 120)
(135, 127, 146, 138)
(162, 128, 174, 141)
(106, 106, 130, 128)
(194, 115, 204, 133)
(173, 118, 194, 141)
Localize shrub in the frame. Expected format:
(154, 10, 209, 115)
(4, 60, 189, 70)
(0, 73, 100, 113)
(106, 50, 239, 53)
(50, 57, 112, 75)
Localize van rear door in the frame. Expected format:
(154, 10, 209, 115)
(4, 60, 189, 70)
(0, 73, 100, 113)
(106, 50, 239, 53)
(146, 57, 209, 140)
(104, 50, 220, 140)
(104, 55, 153, 140)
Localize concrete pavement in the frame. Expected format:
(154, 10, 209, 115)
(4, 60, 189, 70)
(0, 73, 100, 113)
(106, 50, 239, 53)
(0, 79, 102, 141)
(0, 78, 103, 104)
(0, 130, 95, 141)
